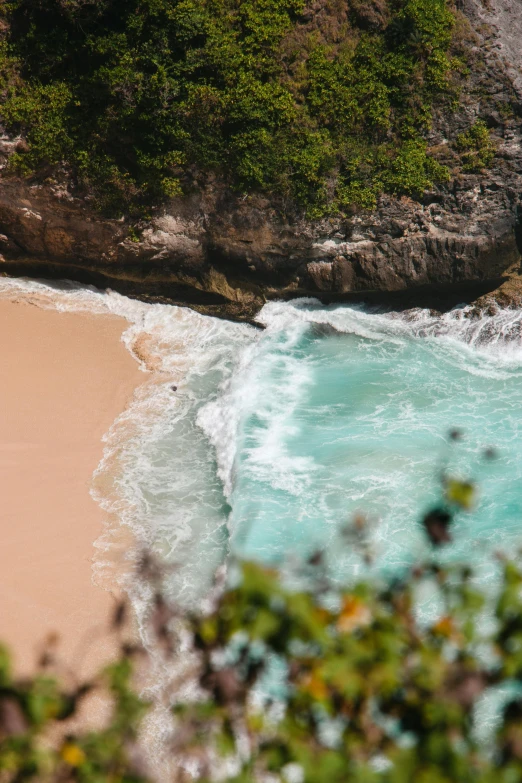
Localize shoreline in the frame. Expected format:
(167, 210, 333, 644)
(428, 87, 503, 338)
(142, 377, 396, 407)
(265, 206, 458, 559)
(0, 267, 515, 325)
(0, 298, 143, 678)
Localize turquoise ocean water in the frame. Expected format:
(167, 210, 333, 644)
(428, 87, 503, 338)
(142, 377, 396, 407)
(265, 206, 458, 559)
(200, 299, 522, 584)
(2, 279, 522, 603)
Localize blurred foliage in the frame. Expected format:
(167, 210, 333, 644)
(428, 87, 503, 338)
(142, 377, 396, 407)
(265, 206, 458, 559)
(0, 0, 478, 217)
(4, 434, 522, 781)
(0, 644, 150, 782)
(5, 555, 522, 781)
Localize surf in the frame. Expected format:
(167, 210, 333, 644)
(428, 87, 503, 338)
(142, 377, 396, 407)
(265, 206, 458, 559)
(3, 277, 522, 606)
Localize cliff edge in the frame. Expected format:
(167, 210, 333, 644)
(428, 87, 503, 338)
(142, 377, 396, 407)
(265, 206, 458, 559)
(0, 0, 521, 319)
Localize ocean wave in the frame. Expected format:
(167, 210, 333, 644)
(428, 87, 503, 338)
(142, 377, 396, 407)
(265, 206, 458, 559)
(259, 298, 522, 356)
(0, 276, 254, 607)
(4, 278, 522, 584)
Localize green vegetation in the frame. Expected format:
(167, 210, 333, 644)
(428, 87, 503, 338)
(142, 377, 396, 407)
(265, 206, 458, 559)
(4, 449, 522, 782)
(0, 646, 149, 781)
(5, 554, 522, 782)
(0, 0, 464, 217)
(455, 119, 496, 173)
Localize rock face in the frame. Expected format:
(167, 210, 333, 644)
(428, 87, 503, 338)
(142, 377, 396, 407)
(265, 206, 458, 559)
(1, 0, 522, 319)
(471, 0, 522, 97)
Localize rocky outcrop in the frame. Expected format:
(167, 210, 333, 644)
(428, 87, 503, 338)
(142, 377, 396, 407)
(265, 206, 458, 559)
(1, 0, 522, 319)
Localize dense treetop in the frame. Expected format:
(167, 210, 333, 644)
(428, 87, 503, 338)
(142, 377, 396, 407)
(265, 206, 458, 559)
(0, 0, 466, 216)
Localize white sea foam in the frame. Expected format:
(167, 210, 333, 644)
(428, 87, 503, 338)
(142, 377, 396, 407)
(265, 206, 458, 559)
(0, 276, 255, 603)
(258, 297, 522, 356)
(198, 317, 317, 501)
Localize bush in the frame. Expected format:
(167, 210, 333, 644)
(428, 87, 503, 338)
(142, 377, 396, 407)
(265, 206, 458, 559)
(5, 552, 522, 782)
(455, 119, 496, 173)
(4, 454, 522, 782)
(0, 0, 462, 216)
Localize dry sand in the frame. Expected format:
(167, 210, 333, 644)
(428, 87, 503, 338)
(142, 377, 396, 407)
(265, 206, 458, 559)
(0, 298, 142, 677)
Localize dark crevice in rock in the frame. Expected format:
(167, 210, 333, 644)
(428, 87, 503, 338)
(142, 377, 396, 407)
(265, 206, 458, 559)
(0, 259, 230, 305)
(515, 205, 522, 256)
(0, 264, 508, 323)
(305, 276, 509, 313)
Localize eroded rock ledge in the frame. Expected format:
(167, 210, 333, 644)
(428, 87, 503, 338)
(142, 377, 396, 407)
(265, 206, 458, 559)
(1, 0, 522, 320)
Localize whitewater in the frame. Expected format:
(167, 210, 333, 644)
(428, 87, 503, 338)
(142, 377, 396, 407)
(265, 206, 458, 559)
(2, 275, 522, 612)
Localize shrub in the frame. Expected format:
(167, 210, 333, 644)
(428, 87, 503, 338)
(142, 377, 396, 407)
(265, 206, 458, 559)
(3, 454, 522, 782)
(455, 119, 496, 173)
(5, 551, 522, 782)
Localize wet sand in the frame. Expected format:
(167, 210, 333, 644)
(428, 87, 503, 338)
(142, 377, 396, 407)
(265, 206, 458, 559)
(0, 299, 142, 677)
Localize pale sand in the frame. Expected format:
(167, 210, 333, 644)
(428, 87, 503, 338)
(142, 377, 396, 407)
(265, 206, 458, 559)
(0, 299, 142, 678)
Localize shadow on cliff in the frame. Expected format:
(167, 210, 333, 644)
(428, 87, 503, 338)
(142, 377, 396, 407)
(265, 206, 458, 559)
(1, 262, 513, 326)
(314, 276, 512, 314)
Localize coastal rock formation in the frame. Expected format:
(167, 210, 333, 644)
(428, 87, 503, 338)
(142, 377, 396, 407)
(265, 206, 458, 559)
(1, 0, 522, 319)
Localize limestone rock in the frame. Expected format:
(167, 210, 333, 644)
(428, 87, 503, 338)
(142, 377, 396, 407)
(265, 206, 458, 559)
(0, 0, 521, 319)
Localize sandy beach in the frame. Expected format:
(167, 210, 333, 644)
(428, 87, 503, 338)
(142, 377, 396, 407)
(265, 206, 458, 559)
(0, 297, 142, 677)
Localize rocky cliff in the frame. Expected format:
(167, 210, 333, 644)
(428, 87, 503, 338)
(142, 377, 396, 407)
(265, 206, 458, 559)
(1, 0, 522, 320)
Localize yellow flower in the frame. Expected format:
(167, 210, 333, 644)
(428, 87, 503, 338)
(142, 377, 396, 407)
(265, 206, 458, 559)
(61, 743, 86, 767)
(337, 596, 371, 633)
(445, 478, 476, 510)
(431, 615, 464, 645)
(432, 615, 454, 638)
(302, 671, 329, 700)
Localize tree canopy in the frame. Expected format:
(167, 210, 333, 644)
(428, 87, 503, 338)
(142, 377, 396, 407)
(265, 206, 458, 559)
(0, 0, 463, 216)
